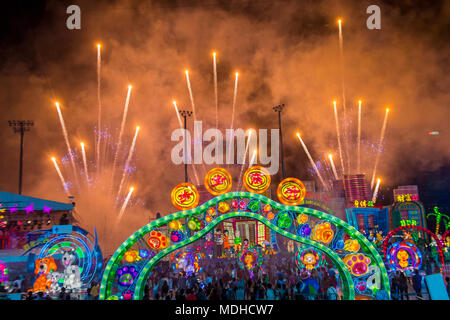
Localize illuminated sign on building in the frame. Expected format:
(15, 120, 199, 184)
(396, 194, 419, 203)
(353, 200, 374, 208)
(400, 219, 418, 227)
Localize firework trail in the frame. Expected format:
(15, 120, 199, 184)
(117, 186, 134, 223)
(213, 52, 218, 129)
(80, 142, 89, 183)
(357, 100, 362, 173)
(296, 133, 329, 191)
(372, 178, 381, 202)
(328, 154, 339, 180)
(337, 20, 351, 173)
(371, 108, 390, 188)
(172, 100, 183, 128)
(96, 43, 102, 172)
(51, 157, 70, 196)
(249, 149, 257, 167)
(333, 100, 345, 175)
(185, 70, 197, 120)
(55, 102, 79, 188)
(112, 85, 133, 183)
(117, 126, 140, 200)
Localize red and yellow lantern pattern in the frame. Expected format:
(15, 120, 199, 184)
(171, 183, 199, 211)
(204, 168, 232, 196)
(243, 166, 271, 194)
(277, 178, 306, 206)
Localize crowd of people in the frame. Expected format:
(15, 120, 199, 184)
(145, 253, 341, 300)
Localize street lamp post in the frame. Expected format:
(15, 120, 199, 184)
(178, 110, 192, 183)
(8, 120, 34, 194)
(273, 104, 286, 179)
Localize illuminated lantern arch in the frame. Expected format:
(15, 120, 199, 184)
(100, 192, 390, 300)
(382, 225, 445, 269)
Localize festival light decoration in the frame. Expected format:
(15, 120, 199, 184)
(204, 168, 232, 196)
(217, 202, 230, 214)
(295, 247, 325, 271)
(100, 191, 391, 300)
(0, 260, 8, 284)
(386, 241, 422, 273)
(117, 265, 139, 287)
(188, 217, 202, 231)
(124, 250, 141, 263)
(311, 222, 334, 244)
(172, 249, 204, 276)
(344, 239, 360, 252)
(243, 166, 271, 193)
(343, 254, 371, 277)
(147, 231, 168, 250)
(297, 213, 308, 225)
(277, 212, 292, 229)
(170, 230, 183, 242)
(171, 182, 199, 211)
(277, 177, 306, 206)
(238, 246, 263, 274)
(169, 220, 182, 230)
(427, 206, 449, 235)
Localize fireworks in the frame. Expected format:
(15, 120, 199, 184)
(213, 51, 218, 129)
(117, 186, 135, 223)
(49, 45, 140, 254)
(112, 85, 133, 182)
(55, 102, 79, 188)
(96, 43, 102, 172)
(333, 100, 345, 175)
(51, 157, 70, 196)
(230, 72, 239, 131)
(357, 100, 362, 173)
(117, 126, 140, 200)
(372, 178, 381, 203)
(185, 70, 197, 120)
(80, 142, 89, 183)
(296, 133, 329, 191)
(371, 108, 390, 189)
(328, 154, 339, 180)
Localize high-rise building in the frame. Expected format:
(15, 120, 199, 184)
(343, 174, 370, 206)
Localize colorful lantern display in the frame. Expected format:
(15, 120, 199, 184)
(0, 260, 7, 284)
(343, 253, 371, 277)
(172, 249, 204, 276)
(171, 182, 199, 211)
(297, 213, 308, 225)
(311, 222, 334, 244)
(295, 247, 325, 271)
(218, 202, 230, 214)
(204, 168, 232, 196)
(117, 265, 139, 287)
(238, 246, 263, 273)
(277, 178, 306, 206)
(277, 212, 292, 229)
(243, 166, 271, 194)
(147, 231, 168, 250)
(386, 241, 422, 272)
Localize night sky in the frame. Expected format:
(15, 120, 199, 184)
(0, 0, 449, 249)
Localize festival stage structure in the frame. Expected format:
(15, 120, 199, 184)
(99, 166, 391, 300)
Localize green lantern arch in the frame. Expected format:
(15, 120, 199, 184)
(100, 191, 390, 300)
